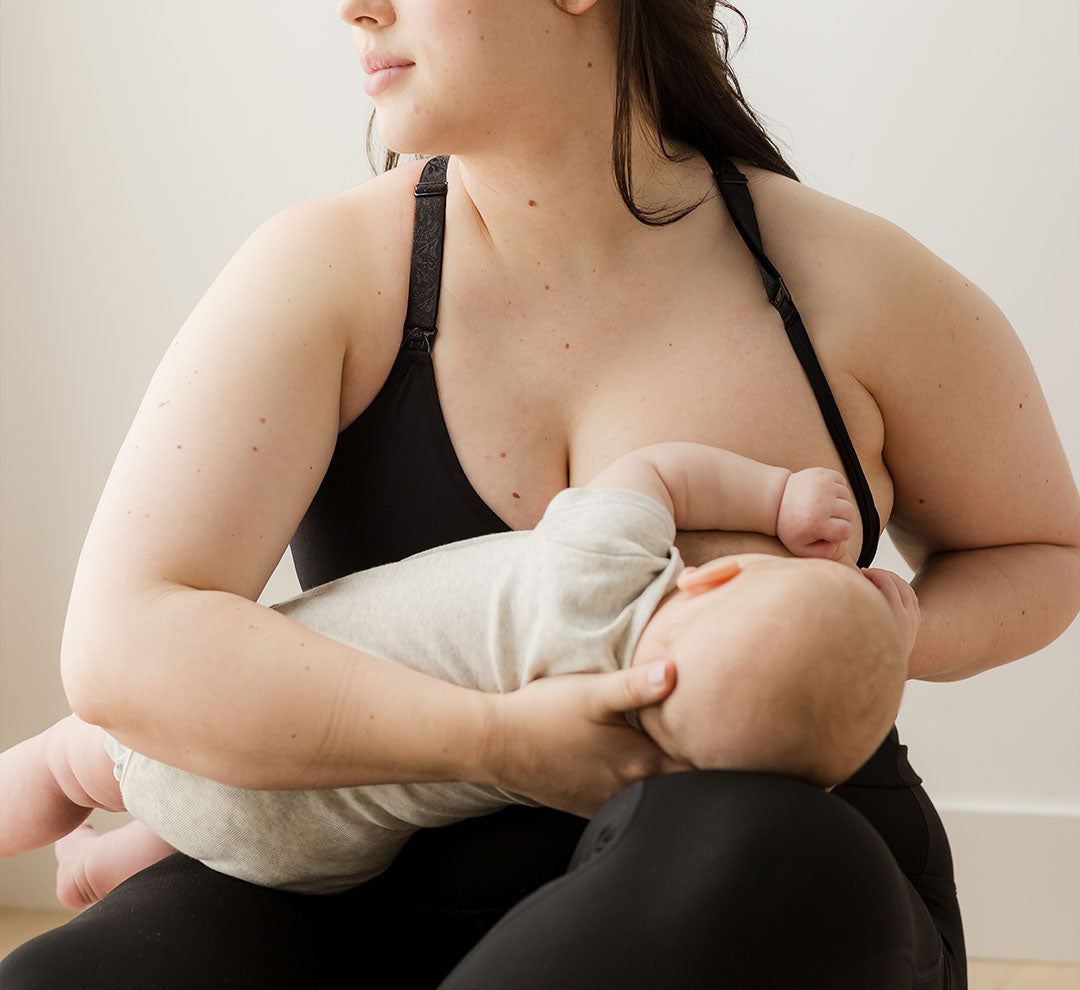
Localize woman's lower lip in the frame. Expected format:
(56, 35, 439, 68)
(363, 63, 414, 97)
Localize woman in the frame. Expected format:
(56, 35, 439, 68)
(4, 0, 1077, 987)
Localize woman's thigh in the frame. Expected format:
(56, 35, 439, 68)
(0, 805, 588, 989)
(439, 770, 960, 990)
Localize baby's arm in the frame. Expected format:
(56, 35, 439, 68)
(585, 442, 854, 559)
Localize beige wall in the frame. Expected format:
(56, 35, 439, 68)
(2, 0, 1077, 959)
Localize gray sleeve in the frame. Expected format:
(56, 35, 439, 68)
(532, 487, 677, 559)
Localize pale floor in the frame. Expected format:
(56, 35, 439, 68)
(1, 909, 1078, 987)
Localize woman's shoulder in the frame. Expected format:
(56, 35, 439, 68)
(732, 161, 980, 383)
(735, 162, 948, 298)
(253, 159, 431, 420)
(265, 158, 425, 294)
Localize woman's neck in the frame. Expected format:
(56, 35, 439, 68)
(449, 126, 717, 293)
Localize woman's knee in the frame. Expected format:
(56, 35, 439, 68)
(587, 771, 919, 939)
(448, 771, 939, 989)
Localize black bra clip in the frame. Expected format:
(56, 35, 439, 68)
(403, 327, 438, 352)
(414, 179, 448, 198)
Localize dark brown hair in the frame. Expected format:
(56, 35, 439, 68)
(365, 1, 797, 226)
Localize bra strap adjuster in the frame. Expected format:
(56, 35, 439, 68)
(414, 180, 449, 198)
(403, 327, 437, 351)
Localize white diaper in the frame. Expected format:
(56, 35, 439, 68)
(102, 734, 131, 785)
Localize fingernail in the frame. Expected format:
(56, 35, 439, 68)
(647, 662, 667, 686)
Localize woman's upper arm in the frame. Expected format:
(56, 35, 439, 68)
(854, 222, 1080, 565)
(63, 195, 376, 679)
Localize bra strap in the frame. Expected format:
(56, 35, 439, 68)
(402, 154, 451, 353)
(711, 155, 881, 567)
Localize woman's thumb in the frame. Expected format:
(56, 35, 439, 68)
(596, 661, 676, 716)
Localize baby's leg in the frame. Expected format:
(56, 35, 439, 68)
(55, 819, 176, 909)
(0, 714, 121, 857)
(0, 714, 175, 908)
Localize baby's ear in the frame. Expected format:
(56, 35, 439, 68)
(676, 557, 741, 595)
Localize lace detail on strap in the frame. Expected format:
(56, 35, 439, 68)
(402, 154, 451, 349)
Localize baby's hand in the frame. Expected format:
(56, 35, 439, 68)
(861, 567, 920, 661)
(775, 468, 855, 560)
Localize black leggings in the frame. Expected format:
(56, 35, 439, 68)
(1, 768, 964, 989)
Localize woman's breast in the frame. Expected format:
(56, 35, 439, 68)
(430, 283, 894, 564)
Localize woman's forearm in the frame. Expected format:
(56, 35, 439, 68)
(907, 542, 1080, 681)
(63, 586, 494, 791)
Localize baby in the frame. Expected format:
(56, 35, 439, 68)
(0, 442, 915, 906)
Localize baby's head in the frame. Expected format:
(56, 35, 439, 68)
(635, 554, 908, 789)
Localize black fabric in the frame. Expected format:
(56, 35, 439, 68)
(440, 772, 964, 990)
(2, 152, 964, 988)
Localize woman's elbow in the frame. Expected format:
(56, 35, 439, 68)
(59, 587, 153, 727)
(60, 609, 119, 726)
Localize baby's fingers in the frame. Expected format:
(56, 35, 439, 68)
(831, 494, 856, 522)
(820, 515, 853, 542)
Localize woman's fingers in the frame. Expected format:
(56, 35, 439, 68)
(490, 663, 686, 817)
(585, 661, 677, 720)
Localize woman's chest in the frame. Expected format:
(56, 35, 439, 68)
(339, 171, 892, 559)
(427, 256, 889, 546)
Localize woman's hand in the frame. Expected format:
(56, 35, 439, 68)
(482, 661, 690, 819)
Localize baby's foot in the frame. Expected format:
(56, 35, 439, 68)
(776, 467, 856, 560)
(54, 821, 104, 909)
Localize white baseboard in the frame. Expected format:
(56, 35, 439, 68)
(939, 804, 1080, 963)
